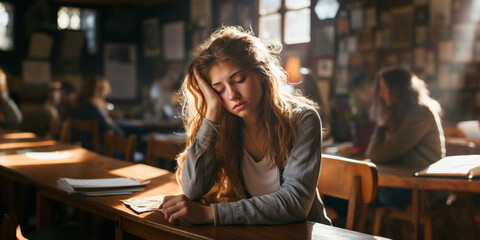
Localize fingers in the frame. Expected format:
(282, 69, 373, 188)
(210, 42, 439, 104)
(194, 68, 214, 96)
(161, 195, 188, 223)
(192, 68, 222, 123)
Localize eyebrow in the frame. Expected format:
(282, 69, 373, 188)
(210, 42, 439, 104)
(211, 70, 242, 87)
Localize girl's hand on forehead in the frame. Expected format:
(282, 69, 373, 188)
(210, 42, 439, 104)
(194, 68, 222, 123)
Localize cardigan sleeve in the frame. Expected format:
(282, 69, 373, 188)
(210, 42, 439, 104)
(366, 107, 435, 163)
(181, 118, 219, 200)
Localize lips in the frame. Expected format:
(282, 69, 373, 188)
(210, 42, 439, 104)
(233, 102, 247, 111)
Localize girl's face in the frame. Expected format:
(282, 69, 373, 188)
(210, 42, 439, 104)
(379, 77, 392, 106)
(209, 61, 263, 121)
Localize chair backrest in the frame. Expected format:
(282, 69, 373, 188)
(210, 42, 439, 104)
(104, 130, 136, 162)
(445, 138, 479, 156)
(318, 154, 378, 231)
(145, 134, 185, 166)
(0, 212, 27, 240)
(60, 118, 100, 152)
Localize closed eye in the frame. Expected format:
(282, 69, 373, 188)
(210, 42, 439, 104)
(215, 88, 225, 94)
(234, 77, 246, 84)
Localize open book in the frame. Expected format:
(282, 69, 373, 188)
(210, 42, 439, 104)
(415, 155, 480, 179)
(57, 177, 150, 196)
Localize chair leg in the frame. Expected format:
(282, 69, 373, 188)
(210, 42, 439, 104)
(373, 208, 385, 235)
(423, 217, 433, 240)
(401, 221, 409, 240)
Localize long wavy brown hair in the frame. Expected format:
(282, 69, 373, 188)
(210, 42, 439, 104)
(176, 26, 316, 202)
(372, 67, 441, 131)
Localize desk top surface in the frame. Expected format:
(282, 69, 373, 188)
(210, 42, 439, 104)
(0, 134, 388, 240)
(376, 163, 480, 193)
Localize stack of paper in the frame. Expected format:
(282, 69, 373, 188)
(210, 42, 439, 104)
(122, 195, 165, 213)
(57, 177, 150, 196)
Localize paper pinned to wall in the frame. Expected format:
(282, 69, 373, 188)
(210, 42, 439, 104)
(104, 43, 137, 100)
(28, 32, 53, 58)
(22, 60, 50, 84)
(163, 21, 185, 61)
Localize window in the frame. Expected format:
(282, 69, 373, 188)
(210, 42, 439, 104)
(0, 2, 14, 51)
(258, 0, 311, 45)
(57, 7, 98, 54)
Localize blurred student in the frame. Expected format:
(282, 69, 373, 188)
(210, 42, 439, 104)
(69, 77, 123, 151)
(58, 81, 77, 122)
(0, 68, 22, 129)
(21, 83, 61, 138)
(351, 73, 375, 121)
(366, 67, 445, 209)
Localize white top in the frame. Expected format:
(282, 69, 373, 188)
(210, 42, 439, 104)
(242, 148, 281, 197)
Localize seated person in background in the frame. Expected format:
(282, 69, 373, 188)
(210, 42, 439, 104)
(366, 67, 445, 210)
(69, 77, 123, 151)
(58, 81, 77, 122)
(21, 83, 61, 138)
(0, 68, 22, 129)
(160, 26, 331, 226)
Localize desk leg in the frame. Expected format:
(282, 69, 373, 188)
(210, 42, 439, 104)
(411, 187, 420, 240)
(115, 218, 123, 240)
(6, 178, 15, 211)
(36, 191, 52, 230)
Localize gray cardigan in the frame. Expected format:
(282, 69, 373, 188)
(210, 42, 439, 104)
(366, 106, 445, 170)
(181, 106, 331, 226)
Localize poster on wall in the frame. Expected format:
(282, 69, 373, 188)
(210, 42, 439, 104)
(313, 25, 335, 56)
(22, 60, 50, 84)
(28, 32, 53, 59)
(430, 0, 451, 26)
(391, 6, 413, 48)
(163, 21, 185, 61)
(317, 58, 334, 78)
(142, 18, 161, 57)
(104, 43, 137, 100)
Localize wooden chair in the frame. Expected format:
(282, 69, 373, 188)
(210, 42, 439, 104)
(104, 130, 137, 162)
(318, 154, 378, 232)
(0, 212, 28, 240)
(60, 119, 100, 152)
(145, 134, 185, 168)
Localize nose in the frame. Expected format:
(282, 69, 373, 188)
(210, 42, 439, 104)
(226, 85, 239, 100)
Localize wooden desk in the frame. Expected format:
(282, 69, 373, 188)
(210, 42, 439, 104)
(116, 119, 183, 133)
(376, 164, 480, 240)
(0, 136, 388, 240)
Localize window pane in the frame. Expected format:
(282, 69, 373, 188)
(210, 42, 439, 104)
(259, 14, 281, 42)
(314, 0, 339, 20)
(286, 0, 310, 10)
(259, 0, 281, 15)
(57, 7, 70, 29)
(81, 9, 97, 54)
(69, 8, 81, 30)
(0, 2, 14, 51)
(285, 9, 310, 44)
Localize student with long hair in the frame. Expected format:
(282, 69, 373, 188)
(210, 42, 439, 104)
(366, 67, 445, 209)
(160, 26, 331, 226)
(69, 77, 123, 150)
